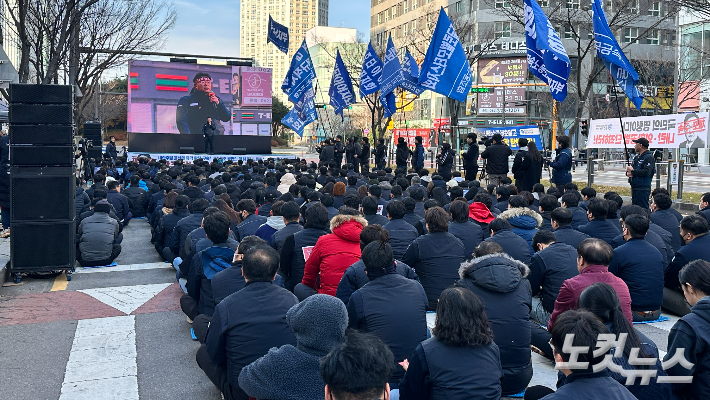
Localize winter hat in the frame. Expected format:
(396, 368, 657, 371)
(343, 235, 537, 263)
(446, 179, 458, 188)
(287, 294, 348, 357)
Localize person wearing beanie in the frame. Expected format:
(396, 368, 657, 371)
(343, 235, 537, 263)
(238, 294, 348, 400)
(77, 199, 122, 267)
(198, 245, 298, 400)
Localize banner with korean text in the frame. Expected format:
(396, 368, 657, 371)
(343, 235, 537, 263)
(588, 112, 709, 149)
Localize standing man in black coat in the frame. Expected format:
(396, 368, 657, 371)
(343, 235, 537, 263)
(626, 137, 655, 209)
(203, 117, 217, 155)
(321, 139, 335, 163)
(436, 143, 455, 181)
(481, 133, 513, 186)
(360, 137, 370, 173)
(105, 136, 118, 165)
(511, 138, 530, 192)
(395, 137, 409, 170)
(333, 135, 344, 166)
(463, 132, 479, 181)
(376, 138, 388, 170)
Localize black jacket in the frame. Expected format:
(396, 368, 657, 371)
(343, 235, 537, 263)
(235, 213, 267, 241)
(176, 89, 230, 135)
(202, 121, 217, 136)
(154, 208, 190, 249)
(186, 242, 240, 316)
(544, 370, 637, 400)
(395, 143, 410, 166)
(578, 219, 620, 245)
(347, 273, 428, 384)
(463, 142, 479, 169)
(512, 149, 529, 180)
(666, 234, 710, 291)
(212, 264, 284, 305)
(168, 212, 204, 255)
(364, 213, 389, 226)
(448, 221, 485, 259)
(279, 227, 328, 292)
(384, 219, 419, 260)
(609, 238, 664, 311)
(85, 182, 108, 201)
(122, 186, 148, 218)
(269, 221, 303, 255)
(457, 253, 533, 394)
(75, 187, 90, 217)
(183, 186, 206, 204)
(106, 190, 131, 222)
(553, 225, 591, 249)
(399, 338, 503, 400)
(539, 211, 553, 231)
(611, 229, 672, 267)
(336, 259, 419, 305)
(481, 142, 513, 175)
(401, 232, 465, 310)
(528, 242, 579, 313)
(567, 206, 589, 229)
(484, 229, 532, 265)
(205, 281, 297, 399)
(651, 209, 682, 252)
(666, 296, 710, 400)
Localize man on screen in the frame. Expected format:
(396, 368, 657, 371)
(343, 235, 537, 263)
(176, 72, 230, 135)
(678, 113, 706, 149)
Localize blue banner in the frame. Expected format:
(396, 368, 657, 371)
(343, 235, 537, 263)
(360, 42, 383, 97)
(281, 39, 316, 104)
(591, 0, 643, 109)
(267, 15, 289, 54)
(329, 50, 356, 119)
(524, 0, 570, 102)
(380, 36, 404, 117)
(418, 7, 472, 102)
(477, 126, 543, 151)
(282, 87, 317, 138)
(401, 50, 425, 96)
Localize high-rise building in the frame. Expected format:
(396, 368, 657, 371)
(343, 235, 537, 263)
(240, 0, 329, 104)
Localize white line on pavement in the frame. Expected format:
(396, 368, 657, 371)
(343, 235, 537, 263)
(78, 283, 172, 315)
(73, 262, 171, 274)
(59, 315, 139, 400)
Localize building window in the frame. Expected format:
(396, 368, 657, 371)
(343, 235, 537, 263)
(412, 0, 417, 10)
(377, 13, 381, 24)
(627, 0, 638, 14)
(392, 6, 396, 19)
(404, 22, 408, 36)
(495, 21, 511, 38)
(539, 0, 548, 6)
(411, 19, 417, 30)
(404, 0, 408, 13)
(564, 24, 576, 39)
(648, 1, 660, 16)
(495, 0, 510, 7)
(385, 9, 389, 21)
(646, 29, 659, 45)
(623, 27, 638, 43)
(456, 1, 462, 11)
(566, 0, 579, 9)
(604, 0, 613, 13)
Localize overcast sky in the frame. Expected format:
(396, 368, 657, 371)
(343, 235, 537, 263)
(160, 0, 371, 59)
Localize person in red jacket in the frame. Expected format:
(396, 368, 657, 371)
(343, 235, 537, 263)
(547, 238, 632, 331)
(295, 210, 367, 300)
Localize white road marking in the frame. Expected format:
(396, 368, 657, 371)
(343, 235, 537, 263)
(73, 262, 171, 274)
(60, 315, 138, 400)
(79, 283, 171, 314)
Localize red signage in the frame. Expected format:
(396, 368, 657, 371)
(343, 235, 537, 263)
(392, 129, 437, 148)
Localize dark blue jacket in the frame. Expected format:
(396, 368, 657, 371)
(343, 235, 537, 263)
(578, 219, 620, 245)
(235, 213, 267, 241)
(567, 206, 589, 229)
(609, 238, 665, 311)
(539, 211, 553, 232)
(550, 148, 573, 185)
(364, 212, 389, 226)
(666, 234, 710, 291)
(168, 212, 203, 254)
(269, 221, 303, 255)
(611, 228, 672, 268)
(211, 264, 284, 305)
(630, 150, 655, 190)
(545, 370, 638, 400)
(335, 259, 419, 305)
(401, 232, 465, 310)
(279, 227, 328, 292)
(205, 281, 297, 399)
(484, 229, 532, 265)
(106, 190, 131, 221)
(457, 253, 533, 395)
(528, 242, 579, 313)
(447, 221, 485, 259)
(553, 225, 591, 249)
(347, 273, 428, 384)
(651, 209, 682, 252)
(399, 338, 503, 400)
(186, 242, 240, 316)
(384, 219, 419, 260)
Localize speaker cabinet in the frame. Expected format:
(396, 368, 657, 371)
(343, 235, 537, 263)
(11, 220, 76, 272)
(10, 124, 74, 145)
(9, 104, 73, 125)
(10, 84, 72, 105)
(87, 148, 103, 160)
(10, 145, 75, 166)
(11, 167, 75, 222)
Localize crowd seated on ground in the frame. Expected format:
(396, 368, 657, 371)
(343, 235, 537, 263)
(84, 153, 710, 400)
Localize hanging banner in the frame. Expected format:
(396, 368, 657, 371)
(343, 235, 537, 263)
(392, 128, 435, 148)
(477, 125, 543, 150)
(588, 112, 709, 149)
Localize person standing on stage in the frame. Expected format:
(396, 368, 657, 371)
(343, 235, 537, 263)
(105, 136, 118, 165)
(463, 132, 479, 181)
(203, 117, 217, 155)
(334, 135, 344, 166)
(176, 72, 230, 135)
(626, 137, 655, 210)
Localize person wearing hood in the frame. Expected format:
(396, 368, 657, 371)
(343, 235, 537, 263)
(402, 207, 465, 310)
(448, 200, 484, 259)
(469, 193, 496, 236)
(280, 203, 330, 292)
(457, 241, 533, 395)
(297, 210, 367, 299)
(665, 260, 710, 400)
(484, 218, 532, 265)
(234, 199, 267, 241)
(277, 172, 297, 195)
(197, 245, 297, 400)
(182, 211, 240, 321)
(255, 200, 287, 242)
(238, 294, 348, 400)
(395, 137, 410, 170)
(497, 195, 542, 253)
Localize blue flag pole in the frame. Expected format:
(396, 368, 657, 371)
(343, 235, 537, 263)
(611, 80, 631, 165)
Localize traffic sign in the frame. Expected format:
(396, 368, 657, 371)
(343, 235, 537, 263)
(364, 128, 370, 135)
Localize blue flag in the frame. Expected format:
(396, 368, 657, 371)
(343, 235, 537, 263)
(329, 50, 356, 119)
(267, 16, 289, 54)
(418, 8, 472, 102)
(380, 36, 404, 117)
(591, 0, 643, 109)
(524, 0, 570, 102)
(360, 42, 383, 97)
(401, 50, 425, 96)
(282, 87, 317, 138)
(282, 39, 316, 104)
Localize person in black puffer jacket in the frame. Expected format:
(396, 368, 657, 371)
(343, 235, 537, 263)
(457, 241, 533, 396)
(436, 143, 455, 181)
(122, 175, 148, 218)
(383, 200, 419, 260)
(75, 178, 91, 218)
(395, 137, 410, 169)
(480, 133, 513, 186)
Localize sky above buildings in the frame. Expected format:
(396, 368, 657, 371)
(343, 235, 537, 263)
(161, 0, 371, 59)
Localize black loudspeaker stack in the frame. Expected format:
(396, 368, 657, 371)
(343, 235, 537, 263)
(9, 84, 76, 277)
(83, 122, 103, 161)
